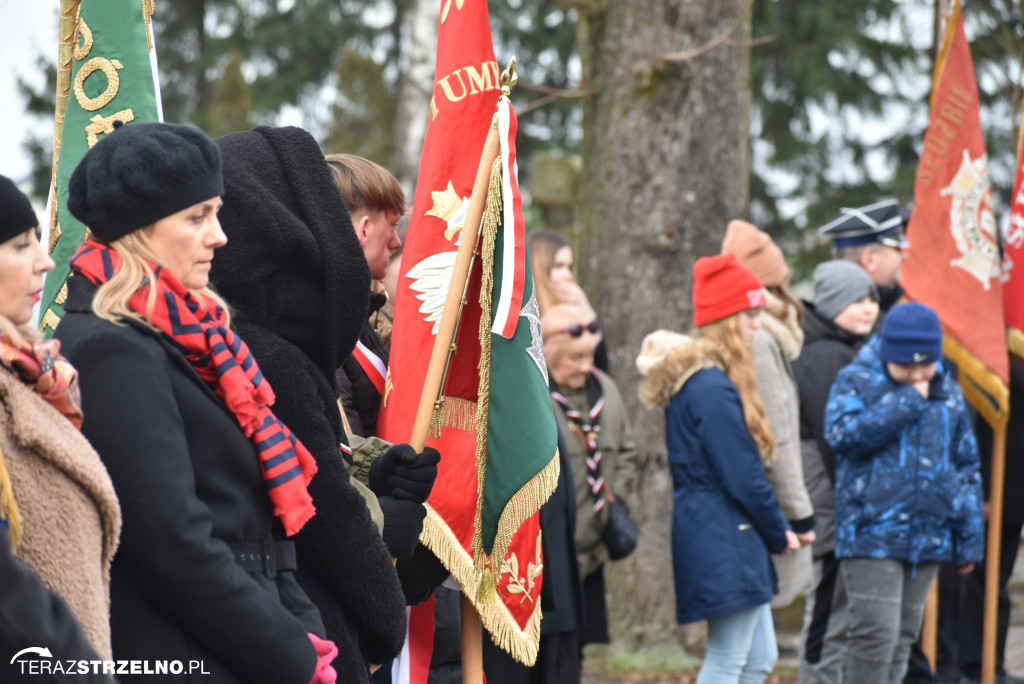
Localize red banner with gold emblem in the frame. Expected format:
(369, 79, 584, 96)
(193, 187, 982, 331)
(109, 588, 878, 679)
(901, 0, 1008, 427)
(378, 0, 558, 666)
(1003, 104, 1024, 361)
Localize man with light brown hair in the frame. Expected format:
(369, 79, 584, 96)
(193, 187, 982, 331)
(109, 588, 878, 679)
(325, 154, 405, 280)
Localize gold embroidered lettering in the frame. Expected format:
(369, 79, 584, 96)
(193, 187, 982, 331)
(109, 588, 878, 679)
(74, 58, 124, 111)
(86, 109, 136, 146)
(924, 135, 949, 157)
(437, 70, 468, 102)
(940, 103, 964, 126)
(463, 62, 498, 95)
(949, 82, 974, 107)
(934, 117, 956, 141)
(73, 18, 93, 61)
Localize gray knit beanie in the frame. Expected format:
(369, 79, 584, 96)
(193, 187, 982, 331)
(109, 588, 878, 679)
(813, 260, 878, 320)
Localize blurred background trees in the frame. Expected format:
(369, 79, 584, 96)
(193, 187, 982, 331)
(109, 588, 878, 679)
(16, 0, 1024, 657)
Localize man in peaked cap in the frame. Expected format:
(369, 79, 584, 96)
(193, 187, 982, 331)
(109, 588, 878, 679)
(820, 199, 943, 684)
(820, 199, 909, 332)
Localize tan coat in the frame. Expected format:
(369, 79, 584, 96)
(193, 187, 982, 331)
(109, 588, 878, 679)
(754, 297, 814, 606)
(0, 368, 120, 658)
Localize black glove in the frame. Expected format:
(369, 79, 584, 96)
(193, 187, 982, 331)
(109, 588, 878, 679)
(396, 543, 451, 605)
(378, 496, 427, 560)
(370, 444, 441, 503)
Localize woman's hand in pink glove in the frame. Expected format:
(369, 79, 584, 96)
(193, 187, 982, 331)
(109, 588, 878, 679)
(307, 633, 338, 684)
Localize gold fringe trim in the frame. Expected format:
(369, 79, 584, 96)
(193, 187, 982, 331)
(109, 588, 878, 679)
(477, 560, 498, 605)
(943, 335, 1009, 430)
(419, 506, 543, 666)
(469, 156, 504, 577)
(487, 453, 559, 591)
(1008, 328, 1024, 363)
(420, 153, 554, 664)
(429, 396, 477, 437)
(470, 157, 560, 578)
(0, 441, 23, 551)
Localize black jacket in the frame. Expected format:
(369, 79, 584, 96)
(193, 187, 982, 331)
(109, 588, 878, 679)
(337, 290, 390, 437)
(0, 529, 115, 684)
(537, 430, 583, 635)
(55, 278, 321, 684)
(211, 125, 407, 681)
(975, 357, 1024, 525)
(792, 302, 871, 483)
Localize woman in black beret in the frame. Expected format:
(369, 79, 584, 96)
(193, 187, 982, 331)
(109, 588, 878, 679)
(0, 175, 119, 682)
(54, 122, 337, 684)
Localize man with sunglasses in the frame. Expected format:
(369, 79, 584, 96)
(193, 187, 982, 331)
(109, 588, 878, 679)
(819, 199, 909, 334)
(557, 318, 601, 339)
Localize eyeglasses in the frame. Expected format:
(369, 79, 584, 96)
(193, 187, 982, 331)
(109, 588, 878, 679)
(560, 319, 601, 338)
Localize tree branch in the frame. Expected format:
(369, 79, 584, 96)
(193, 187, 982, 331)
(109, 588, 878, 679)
(654, 0, 755, 68)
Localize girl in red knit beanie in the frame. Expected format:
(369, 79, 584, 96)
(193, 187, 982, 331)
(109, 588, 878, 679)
(636, 253, 798, 684)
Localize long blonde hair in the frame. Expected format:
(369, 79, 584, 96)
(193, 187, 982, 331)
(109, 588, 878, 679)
(528, 230, 570, 315)
(698, 314, 776, 465)
(90, 231, 231, 329)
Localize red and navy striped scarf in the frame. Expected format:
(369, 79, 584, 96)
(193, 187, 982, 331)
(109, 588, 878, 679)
(71, 238, 317, 536)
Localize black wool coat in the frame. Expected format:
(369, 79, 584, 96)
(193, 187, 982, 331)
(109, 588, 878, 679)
(211, 125, 407, 681)
(55, 278, 322, 684)
(792, 302, 871, 483)
(0, 528, 115, 684)
(233, 322, 409, 678)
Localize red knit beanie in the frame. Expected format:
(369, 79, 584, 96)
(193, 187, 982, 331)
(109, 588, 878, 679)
(692, 253, 767, 327)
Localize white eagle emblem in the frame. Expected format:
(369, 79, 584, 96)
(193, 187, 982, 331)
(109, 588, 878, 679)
(943, 150, 1000, 289)
(406, 251, 457, 335)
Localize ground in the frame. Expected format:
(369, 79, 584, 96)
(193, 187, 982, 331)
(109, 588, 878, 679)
(576, 543, 1024, 683)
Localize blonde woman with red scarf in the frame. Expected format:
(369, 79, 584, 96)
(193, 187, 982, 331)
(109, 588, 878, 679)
(55, 122, 336, 684)
(0, 175, 119, 681)
(637, 254, 799, 684)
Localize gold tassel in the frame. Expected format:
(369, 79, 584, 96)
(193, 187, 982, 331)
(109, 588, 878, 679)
(1008, 328, 1024, 362)
(476, 558, 498, 605)
(0, 441, 23, 550)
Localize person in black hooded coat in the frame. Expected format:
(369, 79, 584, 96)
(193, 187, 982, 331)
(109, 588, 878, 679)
(210, 126, 409, 682)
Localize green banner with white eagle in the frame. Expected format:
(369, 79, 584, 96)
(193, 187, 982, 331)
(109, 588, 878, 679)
(41, 0, 161, 333)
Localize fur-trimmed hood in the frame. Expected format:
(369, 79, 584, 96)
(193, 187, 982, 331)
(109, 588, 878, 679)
(636, 330, 727, 410)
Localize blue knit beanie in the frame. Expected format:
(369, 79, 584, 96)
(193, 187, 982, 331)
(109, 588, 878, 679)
(879, 302, 943, 365)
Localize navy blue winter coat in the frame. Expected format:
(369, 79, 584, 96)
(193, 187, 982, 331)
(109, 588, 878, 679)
(824, 337, 984, 566)
(663, 364, 791, 624)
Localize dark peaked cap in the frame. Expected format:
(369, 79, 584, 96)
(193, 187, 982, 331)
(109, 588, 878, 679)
(818, 198, 910, 249)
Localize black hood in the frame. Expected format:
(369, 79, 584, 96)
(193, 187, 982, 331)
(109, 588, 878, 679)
(210, 126, 370, 381)
(801, 300, 868, 349)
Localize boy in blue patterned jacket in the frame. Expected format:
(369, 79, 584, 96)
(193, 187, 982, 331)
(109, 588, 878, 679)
(824, 301, 984, 684)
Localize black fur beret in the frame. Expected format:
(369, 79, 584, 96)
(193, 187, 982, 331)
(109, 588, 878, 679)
(67, 121, 223, 243)
(0, 175, 38, 244)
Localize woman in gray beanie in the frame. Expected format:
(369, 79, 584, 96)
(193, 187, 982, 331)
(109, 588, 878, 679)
(792, 259, 878, 684)
(54, 122, 337, 684)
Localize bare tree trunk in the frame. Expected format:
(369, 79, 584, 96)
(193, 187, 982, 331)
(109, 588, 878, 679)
(576, 0, 752, 649)
(392, 0, 437, 198)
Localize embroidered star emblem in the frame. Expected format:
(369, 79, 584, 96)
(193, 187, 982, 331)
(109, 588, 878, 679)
(522, 289, 547, 385)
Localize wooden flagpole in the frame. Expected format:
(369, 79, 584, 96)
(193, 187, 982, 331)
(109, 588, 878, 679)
(405, 122, 500, 684)
(982, 425, 1008, 684)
